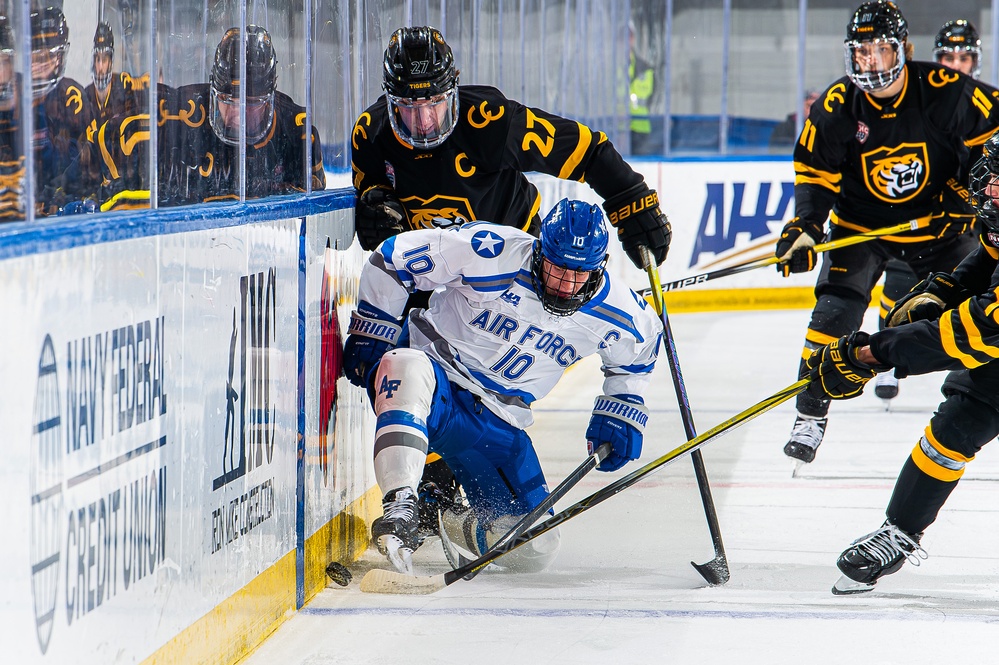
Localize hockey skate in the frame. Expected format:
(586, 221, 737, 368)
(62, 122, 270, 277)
(416, 459, 460, 543)
(371, 487, 422, 575)
(831, 520, 927, 595)
(784, 413, 828, 472)
(873, 369, 899, 405)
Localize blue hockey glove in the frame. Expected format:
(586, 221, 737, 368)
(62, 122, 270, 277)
(342, 303, 403, 388)
(585, 394, 649, 472)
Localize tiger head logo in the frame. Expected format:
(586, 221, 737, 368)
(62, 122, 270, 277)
(400, 194, 475, 229)
(861, 143, 929, 203)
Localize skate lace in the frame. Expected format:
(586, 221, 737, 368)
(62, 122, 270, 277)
(790, 416, 826, 448)
(383, 488, 417, 523)
(853, 524, 929, 567)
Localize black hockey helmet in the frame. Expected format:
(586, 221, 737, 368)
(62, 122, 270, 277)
(970, 134, 999, 233)
(30, 6, 70, 100)
(531, 199, 609, 316)
(209, 25, 278, 145)
(933, 20, 981, 79)
(844, 1, 908, 93)
(382, 26, 459, 149)
(92, 22, 114, 91)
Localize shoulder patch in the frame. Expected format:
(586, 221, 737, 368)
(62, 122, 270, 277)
(470, 229, 505, 258)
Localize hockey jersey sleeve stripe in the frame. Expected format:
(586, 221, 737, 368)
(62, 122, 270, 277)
(606, 360, 656, 375)
(793, 162, 842, 191)
(583, 304, 642, 342)
(938, 309, 983, 368)
(958, 299, 999, 360)
(559, 122, 593, 180)
(461, 271, 519, 292)
(964, 127, 998, 148)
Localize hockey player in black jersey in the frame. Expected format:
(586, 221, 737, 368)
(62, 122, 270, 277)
(805, 132, 999, 594)
(83, 22, 138, 137)
(29, 6, 94, 216)
(776, 1, 998, 465)
(97, 25, 325, 210)
(351, 26, 671, 271)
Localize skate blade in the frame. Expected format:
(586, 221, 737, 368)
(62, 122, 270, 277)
(377, 535, 414, 575)
(790, 459, 806, 478)
(831, 574, 875, 595)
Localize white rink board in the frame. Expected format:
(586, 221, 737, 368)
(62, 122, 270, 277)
(532, 158, 814, 294)
(0, 220, 300, 663)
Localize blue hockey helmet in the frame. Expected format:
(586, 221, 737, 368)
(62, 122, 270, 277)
(532, 199, 609, 316)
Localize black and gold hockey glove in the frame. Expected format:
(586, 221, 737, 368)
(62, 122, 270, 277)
(774, 217, 824, 276)
(355, 186, 407, 251)
(805, 332, 889, 400)
(886, 272, 969, 327)
(602, 183, 672, 269)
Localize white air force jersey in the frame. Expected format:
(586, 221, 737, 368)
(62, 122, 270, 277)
(359, 222, 663, 428)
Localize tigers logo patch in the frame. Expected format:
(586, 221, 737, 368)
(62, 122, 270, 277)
(861, 143, 929, 203)
(400, 193, 475, 229)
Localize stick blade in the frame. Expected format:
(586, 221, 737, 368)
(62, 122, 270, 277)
(359, 569, 448, 595)
(691, 557, 730, 586)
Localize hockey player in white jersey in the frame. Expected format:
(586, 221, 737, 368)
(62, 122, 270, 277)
(342, 198, 663, 574)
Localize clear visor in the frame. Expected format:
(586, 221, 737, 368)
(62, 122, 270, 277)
(30, 44, 67, 99)
(209, 91, 275, 146)
(845, 38, 904, 93)
(92, 48, 113, 90)
(386, 90, 458, 149)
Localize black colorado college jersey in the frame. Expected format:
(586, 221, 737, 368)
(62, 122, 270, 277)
(350, 84, 641, 231)
(794, 61, 999, 242)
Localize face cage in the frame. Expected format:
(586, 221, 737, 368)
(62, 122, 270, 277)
(92, 47, 113, 91)
(31, 43, 68, 100)
(530, 244, 606, 317)
(844, 38, 905, 93)
(933, 46, 981, 79)
(386, 89, 458, 150)
(209, 90, 275, 146)
(969, 157, 999, 232)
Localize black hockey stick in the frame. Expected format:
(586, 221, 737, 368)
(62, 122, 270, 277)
(359, 378, 809, 595)
(441, 443, 611, 580)
(643, 247, 729, 586)
(638, 220, 922, 296)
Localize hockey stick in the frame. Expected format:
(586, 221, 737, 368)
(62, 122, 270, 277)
(359, 378, 809, 595)
(442, 443, 612, 580)
(639, 220, 923, 296)
(643, 247, 729, 586)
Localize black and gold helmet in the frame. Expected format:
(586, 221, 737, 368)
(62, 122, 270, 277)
(209, 25, 277, 145)
(970, 133, 999, 232)
(382, 26, 459, 149)
(30, 6, 70, 99)
(844, 1, 908, 93)
(934, 20, 981, 79)
(91, 22, 114, 91)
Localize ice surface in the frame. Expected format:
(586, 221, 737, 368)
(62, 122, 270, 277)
(241, 308, 999, 665)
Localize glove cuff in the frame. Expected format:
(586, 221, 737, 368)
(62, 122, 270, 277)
(591, 395, 649, 433)
(347, 311, 402, 345)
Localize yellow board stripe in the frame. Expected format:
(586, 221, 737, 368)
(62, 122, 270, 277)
(143, 486, 381, 665)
